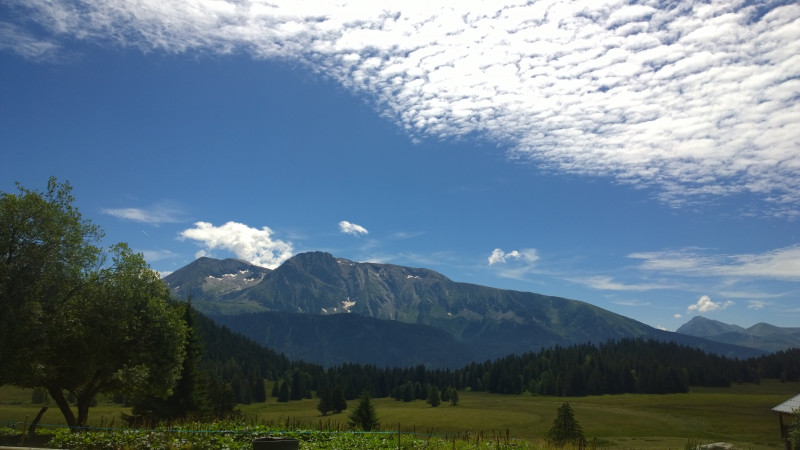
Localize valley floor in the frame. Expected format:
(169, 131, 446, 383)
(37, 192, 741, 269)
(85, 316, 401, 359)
(1, 380, 797, 449)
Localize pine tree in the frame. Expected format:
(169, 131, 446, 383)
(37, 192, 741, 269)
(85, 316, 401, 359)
(317, 385, 333, 416)
(332, 385, 347, 413)
(277, 380, 290, 403)
(547, 402, 586, 448)
(349, 391, 379, 431)
(426, 386, 441, 407)
(251, 374, 267, 403)
(271, 380, 280, 398)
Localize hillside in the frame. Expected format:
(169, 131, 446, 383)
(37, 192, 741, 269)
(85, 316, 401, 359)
(165, 257, 270, 314)
(678, 316, 800, 353)
(165, 252, 765, 366)
(212, 311, 474, 368)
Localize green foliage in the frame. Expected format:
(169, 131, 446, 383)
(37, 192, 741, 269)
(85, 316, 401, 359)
(125, 302, 212, 425)
(790, 409, 800, 450)
(442, 386, 459, 406)
(0, 177, 102, 386)
(277, 381, 290, 403)
(547, 402, 585, 448)
(44, 421, 541, 450)
(332, 385, 347, 413)
(349, 391, 379, 431)
(427, 385, 441, 407)
(317, 385, 333, 416)
(0, 179, 186, 428)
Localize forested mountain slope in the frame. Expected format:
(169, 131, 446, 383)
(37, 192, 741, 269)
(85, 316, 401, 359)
(167, 252, 765, 365)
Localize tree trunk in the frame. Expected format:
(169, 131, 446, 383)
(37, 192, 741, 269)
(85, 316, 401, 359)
(47, 386, 77, 429)
(29, 406, 48, 436)
(76, 396, 92, 428)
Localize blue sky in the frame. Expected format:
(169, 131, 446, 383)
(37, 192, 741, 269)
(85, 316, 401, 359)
(1, 0, 799, 331)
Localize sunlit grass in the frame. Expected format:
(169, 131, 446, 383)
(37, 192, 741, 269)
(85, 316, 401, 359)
(2, 380, 797, 449)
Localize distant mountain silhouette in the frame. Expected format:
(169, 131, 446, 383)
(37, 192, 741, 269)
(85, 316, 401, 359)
(677, 316, 800, 353)
(165, 252, 765, 367)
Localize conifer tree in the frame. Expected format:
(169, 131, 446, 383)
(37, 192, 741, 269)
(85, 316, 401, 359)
(317, 385, 333, 416)
(547, 402, 586, 448)
(271, 381, 280, 398)
(427, 386, 441, 407)
(332, 385, 347, 413)
(349, 391, 379, 431)
(277, 380, 290, 403)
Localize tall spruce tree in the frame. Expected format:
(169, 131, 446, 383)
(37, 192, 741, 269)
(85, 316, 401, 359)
(547, 402, 586, 448)
(332, 385, 347, 413)
(317, 385, 333, 416)
(277, 380, 290, 403)
(349, 391, 379, 431)
(427, 386, 441, 407)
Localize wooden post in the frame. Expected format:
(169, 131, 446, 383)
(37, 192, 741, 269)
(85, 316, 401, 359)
(19, 415, 29, 446)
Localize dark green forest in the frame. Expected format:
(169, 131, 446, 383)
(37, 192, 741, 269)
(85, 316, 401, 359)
(182, 305, 800, 418)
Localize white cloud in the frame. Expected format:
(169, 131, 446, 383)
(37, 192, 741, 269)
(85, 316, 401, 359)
(629, 246, 800, 282)
(179, 221, 293, 269)
(674, 314, 683, 319)
(0, 21, 59, 61)
(139, 249, 176, 262)
(5, 1, 799, 215)
(488, 248, 538, 266)
(747, 300, 766, 310)
(101, 203, 182, 225)
(577, 275, 669, 292)
(488, 248, 539, 281)
(688, 295, 733, 313)
(339, 220, 368, 236)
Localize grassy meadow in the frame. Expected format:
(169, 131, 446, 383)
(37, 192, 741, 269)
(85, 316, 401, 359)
(1, 380, 797, 449)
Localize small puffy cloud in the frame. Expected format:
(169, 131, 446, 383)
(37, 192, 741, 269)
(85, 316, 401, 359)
(101, 203, 182, 225)
(179, 221, 293, 269)
(674, 314, 683, 319)
(747, 300, 766, 310)
(687, 295, 733, 313)
(488, 248, 538, 266)
(339, 220, 369, 236)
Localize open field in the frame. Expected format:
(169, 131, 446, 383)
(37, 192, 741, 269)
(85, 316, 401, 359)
(2, 380, 798, 449)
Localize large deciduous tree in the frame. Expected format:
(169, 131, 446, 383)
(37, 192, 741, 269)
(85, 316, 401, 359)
(0, 178, 187, 428)
(0, 178, 102, 384)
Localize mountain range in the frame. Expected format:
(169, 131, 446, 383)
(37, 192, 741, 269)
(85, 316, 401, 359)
(164, 252, 767, 368)
(677, 316, 800, 353)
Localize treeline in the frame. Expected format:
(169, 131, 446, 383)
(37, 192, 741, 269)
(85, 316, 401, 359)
(264, 339, 799, 401)
(142, 305, 800, 422)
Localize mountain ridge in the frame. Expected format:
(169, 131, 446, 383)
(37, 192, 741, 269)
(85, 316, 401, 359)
(164, 252, 766, 367)
(677, 316, 800, 353)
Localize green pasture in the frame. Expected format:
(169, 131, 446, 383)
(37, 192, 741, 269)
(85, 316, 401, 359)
(2, 380, 797, 449)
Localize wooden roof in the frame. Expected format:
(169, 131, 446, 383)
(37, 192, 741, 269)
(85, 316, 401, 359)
(773, 394, 800, 414)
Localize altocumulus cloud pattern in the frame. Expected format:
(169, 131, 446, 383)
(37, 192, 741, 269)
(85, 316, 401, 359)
(4, 0, 798, 215)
